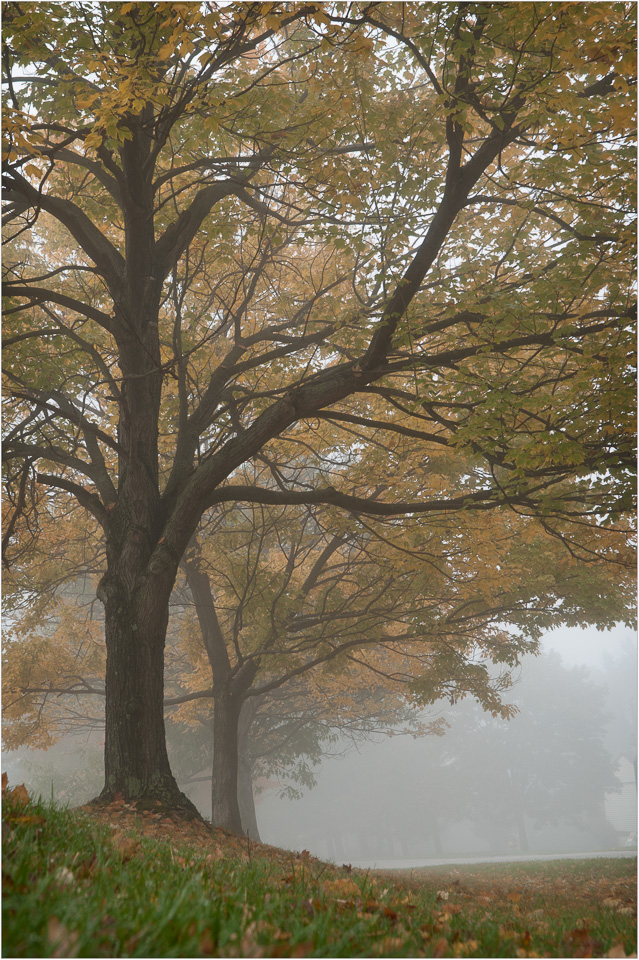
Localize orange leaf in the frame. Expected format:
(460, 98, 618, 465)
(111, 831, 141, 861)
(198, 930, 216, 956)
(8, 783, 30, 806)
(324, 877, 360, 898)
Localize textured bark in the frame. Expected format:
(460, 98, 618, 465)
(98, 546, 200, 815)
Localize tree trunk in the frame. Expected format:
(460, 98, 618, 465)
(185, 555, 260, 835)
(98, 564, 201, 816)
(238, 704, 261, 841)
(212, 684, 244, 833)
(238, 753, 261, 841)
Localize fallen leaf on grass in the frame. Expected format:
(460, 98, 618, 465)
(452, 939, 479, 957)
(54, 866, 75, 889)
(335, 897, 356, 910)
(526, 908, 545, 921)
(48, 917, 80, 958)
(507, 891, 522, 903)
(323, 877, 360, 898)
(437, 904, 462, 921)
(605, 946, 629, 959)
(358, 899, 401, 922)
(563, 922, 603, 958)
(1, 772, 8, 792)
(185, 922, 216, 956)
(433, 936, 450, 957)
(373, 936, 407, 955)
(6, 784, 30, 807)
(302, 898, 322, 918)
(172, 854, 195, 868)
(111, 831, 142, 861)
(11, 812, 46, 827)
(240, 920, 266, 958)
(74, 854, 97, 879)
(288, 943, 315, 958)
(520, 931, 533, 949)
(198, 930, 216, 956)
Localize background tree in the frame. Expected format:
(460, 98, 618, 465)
(435, 652, 621, 854)
(592, 639, 638, 783)
(3, 2, 635, 819)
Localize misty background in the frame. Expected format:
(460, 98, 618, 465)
(3, 624, 636, 863)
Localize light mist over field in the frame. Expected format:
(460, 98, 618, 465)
(3, 625, 636, 863)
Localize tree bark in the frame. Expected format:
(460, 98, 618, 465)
(97, 548, 201, 814)
(185, 555, 260, 834)
(211, 683, 244, 832)
(238, 704, 261, 841)
(238, 752, 261, 841)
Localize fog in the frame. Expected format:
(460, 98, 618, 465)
(252, 629, 637, 863)
(3, 625, 636, 864)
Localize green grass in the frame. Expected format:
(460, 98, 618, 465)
(2, 793, 636, 958)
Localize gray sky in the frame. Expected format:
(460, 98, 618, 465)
(540, 623, 637, 670)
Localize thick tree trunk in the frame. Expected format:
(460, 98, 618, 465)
(98, 566, 201, 816)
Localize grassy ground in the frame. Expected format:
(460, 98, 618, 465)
(2, 783, 636, 958)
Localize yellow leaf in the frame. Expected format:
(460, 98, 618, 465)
(76, 95, 98, 109)
(84, 132, 103, 151)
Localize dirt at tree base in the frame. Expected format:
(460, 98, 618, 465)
(76, 799, 325, 871)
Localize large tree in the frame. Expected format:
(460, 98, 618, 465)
(3, 2, 635, 817)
